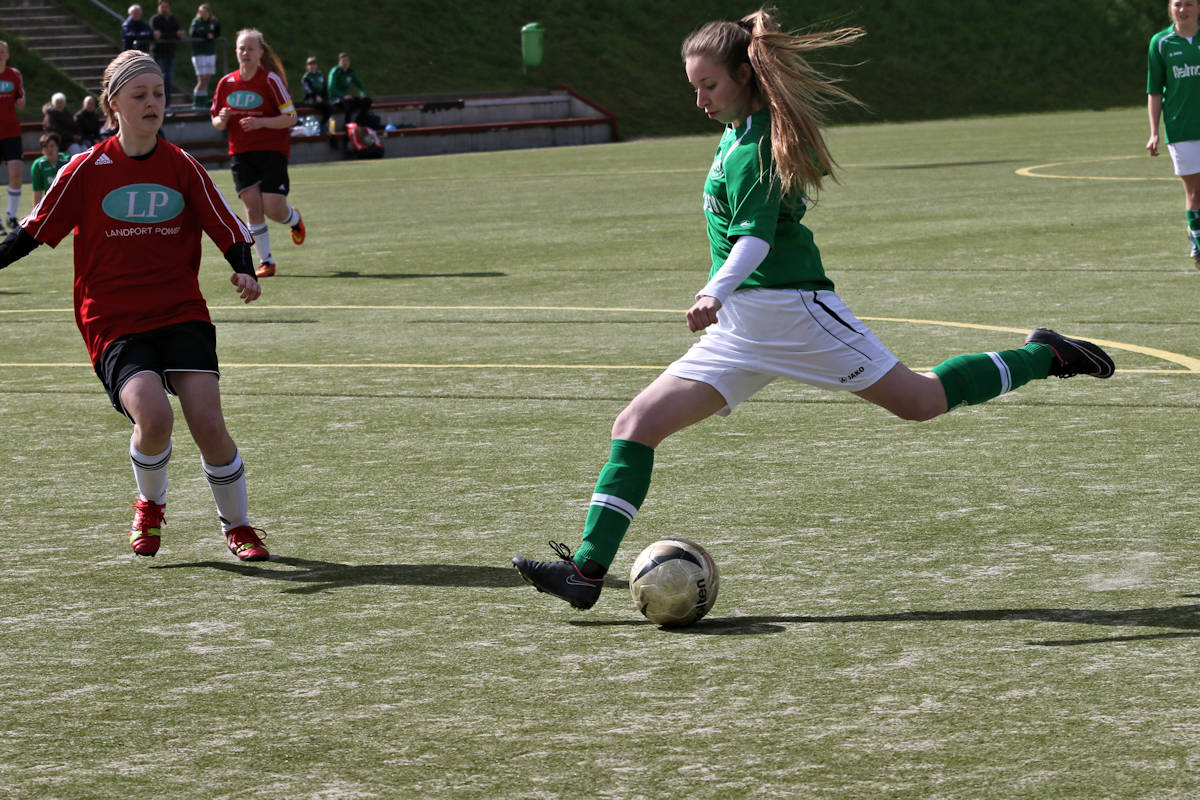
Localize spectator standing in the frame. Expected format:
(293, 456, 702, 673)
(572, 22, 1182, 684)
(30, 132, 69, 206)
(300, 55, 333, 144)
(0, 41, 25, 231)
(43, 92, 84, 155)
(150, 0, 185, 106)
(121, 5, 153, 52)
(211, 28, 305, 277)
(189, 3, 220, 109)
(327, 51, 370, 130)
(74, 95, 104, 148)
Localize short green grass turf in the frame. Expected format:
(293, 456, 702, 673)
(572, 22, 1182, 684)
(2, 107, 1199, 799)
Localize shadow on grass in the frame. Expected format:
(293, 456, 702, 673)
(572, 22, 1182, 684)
(571, 604, 1200, 644)
(149, 556, 630, 595)
(283, 270, 506, 280)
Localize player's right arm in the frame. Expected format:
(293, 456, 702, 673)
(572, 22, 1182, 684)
(0, 227, 41, 270)
(1, 152, 84, 269)
(1148, 93, 1163, 156)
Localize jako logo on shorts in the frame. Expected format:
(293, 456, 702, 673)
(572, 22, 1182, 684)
(226, 90, 263, 109)
(102, 184, 185, 223)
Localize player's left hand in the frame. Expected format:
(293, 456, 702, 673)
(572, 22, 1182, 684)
(239, 116, 260, 131)
(686, 295, 722, 332)
(231, 271, 261, 303)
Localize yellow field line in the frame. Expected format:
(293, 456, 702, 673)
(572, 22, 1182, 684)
(1015, 154, 1175, 182)
(0, 304, 1195, 373)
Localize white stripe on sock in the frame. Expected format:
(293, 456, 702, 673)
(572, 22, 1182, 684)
(987, 351, 1012, 395)
(590, 492, 638, 522)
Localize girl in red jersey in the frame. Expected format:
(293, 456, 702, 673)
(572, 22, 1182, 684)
(0, 51, 271, 562)
(0, 41, 26, 231)
(211, 28, 304, 277)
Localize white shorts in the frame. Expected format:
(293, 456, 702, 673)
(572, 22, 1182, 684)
(665, 287, 899, 416)
(192, 54, 217, 77)
(1168, 140, 1200, 176)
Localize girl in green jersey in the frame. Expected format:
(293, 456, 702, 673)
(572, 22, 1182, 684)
(513, 9, 1115, 611)
(1147, 0, 1200, 267)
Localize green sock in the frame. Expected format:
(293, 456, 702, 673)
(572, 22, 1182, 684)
(573, 439, 655, 573)
(1187, 209, 1200, 253)
(193, 91, 208, 108)
(932, 343, 1054, 410)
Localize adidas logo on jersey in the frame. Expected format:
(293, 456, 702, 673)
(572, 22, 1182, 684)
(95, 154, 113, 165)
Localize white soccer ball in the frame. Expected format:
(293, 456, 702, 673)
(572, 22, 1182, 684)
(629, 538, 719, 627)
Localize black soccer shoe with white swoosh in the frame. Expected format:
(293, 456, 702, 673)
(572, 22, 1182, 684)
(512, 541, 604, 610)
(1025, 328, 1115, 379)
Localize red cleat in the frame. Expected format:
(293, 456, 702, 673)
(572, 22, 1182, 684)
(290, 209, 305, 245)
(129, 498, 165, 556)
(225, 525, 269, 561)
(255, 261, 276, 278)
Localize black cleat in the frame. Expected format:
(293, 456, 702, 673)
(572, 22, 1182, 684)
(512, 541, 604, 610)
(1026, 328, 1115, 379)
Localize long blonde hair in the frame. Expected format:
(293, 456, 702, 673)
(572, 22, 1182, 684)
(682, 8, 865, 201)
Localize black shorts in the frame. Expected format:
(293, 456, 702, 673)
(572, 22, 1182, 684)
(230, 150, 290, 196)
(94, 320, 220, 419)
(0, 136, 22, 164)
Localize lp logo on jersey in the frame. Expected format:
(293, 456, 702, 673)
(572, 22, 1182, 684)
(102, 184, 185, 223)
(226, 90, 263, 109)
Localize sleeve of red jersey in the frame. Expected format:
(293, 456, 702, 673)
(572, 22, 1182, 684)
(179, 148, 254, 251)
(22, 151, 84, 247)
(268, 72, 296, 115)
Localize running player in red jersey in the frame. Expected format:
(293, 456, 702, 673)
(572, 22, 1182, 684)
(0, 51, 271, 562)
(211, 28, 304, 277)
(0, 41, 26, 232)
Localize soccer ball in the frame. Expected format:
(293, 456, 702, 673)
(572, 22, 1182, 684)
(628, 538, 719, 627)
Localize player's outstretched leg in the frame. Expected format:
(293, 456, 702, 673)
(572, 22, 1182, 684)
(1025, 328, 1115, 379)
(513, 541, 604, 610)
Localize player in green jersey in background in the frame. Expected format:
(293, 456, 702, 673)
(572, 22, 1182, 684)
(513, 8, 1117, 611)
(1147, 0, 1200, 268)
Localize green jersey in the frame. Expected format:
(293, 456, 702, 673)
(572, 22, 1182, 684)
(31, 152, 69, 192)
(702, 108, 832, 293)
(189, 16, 220, 57)
(1147, 26, 1200, 144)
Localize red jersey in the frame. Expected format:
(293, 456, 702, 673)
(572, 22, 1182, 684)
(0, 66, 25, 139)
(24, 136, 253, 364)
(211, 66, 294, 157)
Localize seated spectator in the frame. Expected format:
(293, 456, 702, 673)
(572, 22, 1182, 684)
(300, 55, 334, 146)
(42, 92, 84, 155)
(327, 51, 370, 130)
(31, 132, 69, 207)
(74, 95, 104, 148)
(121, 4, 154, 52)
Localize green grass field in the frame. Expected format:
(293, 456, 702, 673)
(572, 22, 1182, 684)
(2, 107, 1199, 799)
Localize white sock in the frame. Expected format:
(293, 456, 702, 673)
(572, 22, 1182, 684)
(130, 440, 171, 505)
(203, 450, 250, 532)
(283, 206, 300, 227)
(250, 223, 272, 263)
(6, 188, 19, 220)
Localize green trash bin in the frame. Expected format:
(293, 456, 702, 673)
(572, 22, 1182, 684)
(521, 22, 544, 70)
